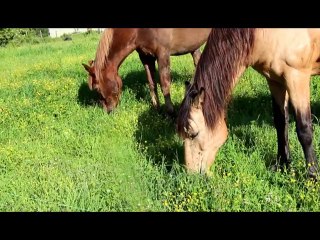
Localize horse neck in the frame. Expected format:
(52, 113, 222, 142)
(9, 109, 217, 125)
(215, 64, 248, 116)
(107, 33, 137, 71)
(107, 47, 135, 72)
(196, 56, 249, 131)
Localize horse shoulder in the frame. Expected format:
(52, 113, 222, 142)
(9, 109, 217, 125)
(252, 29, 318, 80)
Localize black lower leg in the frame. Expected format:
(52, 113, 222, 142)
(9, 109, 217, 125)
(272, 97, 290, 169)
(294, 110, 319, 179)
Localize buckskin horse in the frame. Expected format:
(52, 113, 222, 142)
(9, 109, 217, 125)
(177, 28, 320, 179)
(82, 28, 211, 114)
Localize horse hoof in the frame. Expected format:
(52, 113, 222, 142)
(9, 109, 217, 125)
(308, 170, 319, 181)
(166, 110, 176, 120)
(270, 161, 291, 173)
(308, 173, 318, 181)
(151, 100, 160, 109)
(270, 163, 284, 173)
(151, 104, 160, 112)
(307, 164, 319, 181)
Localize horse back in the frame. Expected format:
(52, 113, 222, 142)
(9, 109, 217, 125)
(135, 28, 211, 56)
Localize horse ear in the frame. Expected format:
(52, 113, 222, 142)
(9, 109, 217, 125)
(184, 81, 192, 95)
(193, 87, 205, 108)
(88, 60, 94, 65)
(82, 63, 92, 74)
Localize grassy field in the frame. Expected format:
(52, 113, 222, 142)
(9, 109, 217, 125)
(1, 32, 320, 211)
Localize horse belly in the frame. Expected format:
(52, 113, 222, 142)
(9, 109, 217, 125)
(170, 42, 203, 56)
(170, 28, 211, 55)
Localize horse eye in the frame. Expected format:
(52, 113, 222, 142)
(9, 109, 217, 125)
(184, 127, 199, 139)
(189, 132, 199, 139)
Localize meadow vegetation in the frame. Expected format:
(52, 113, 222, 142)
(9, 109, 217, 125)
(1, 31, 320, 211)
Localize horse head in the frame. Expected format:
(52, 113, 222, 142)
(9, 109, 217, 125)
(177, 81, 228, 174)
(83, 60, 122, 113)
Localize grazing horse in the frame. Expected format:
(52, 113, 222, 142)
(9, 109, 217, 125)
(82, 28, 211, 114)
(177, 28, 320, 179)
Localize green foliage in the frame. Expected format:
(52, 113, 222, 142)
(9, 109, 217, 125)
(1, 34, 320, 211)
(0, 28, 23, 46)
(34, 28, 49, 37)
(0, 28, 49, 47)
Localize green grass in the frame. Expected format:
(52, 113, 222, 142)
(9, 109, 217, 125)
(1, 32, 320, 211)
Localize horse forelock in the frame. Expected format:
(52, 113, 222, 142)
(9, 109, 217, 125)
(95, 28, 114, 82)
(177, 28, 255, 134)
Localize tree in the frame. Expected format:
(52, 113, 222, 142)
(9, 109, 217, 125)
(0, 28, 48, 47)
(33, 28, 49, 38)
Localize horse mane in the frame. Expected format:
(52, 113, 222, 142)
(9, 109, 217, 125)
(95, 28, 114, 81)
(177, 28, 256, 136)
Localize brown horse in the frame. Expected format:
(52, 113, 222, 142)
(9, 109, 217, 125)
(82, 28, 211, 114)
(177, 28, 320, 179)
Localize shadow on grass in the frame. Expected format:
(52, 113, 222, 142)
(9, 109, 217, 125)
(229, 93, 320, 127)
(228, 93, 320, 171)
(228, 93, 273, 127)
(76, 69, 189, 171)
(121, 69, 192, 103)
(76, 69, 188, 112)
(134, 106, 184, 172)
(77, 82, 100, 107)
(121, 70, 150, 103)
(76, 69, 320, 175)
(133, 92, 274, 172)
(311, 101, 320, 123)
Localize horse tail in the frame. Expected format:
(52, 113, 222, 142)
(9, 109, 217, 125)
(95, 28, 114, 81)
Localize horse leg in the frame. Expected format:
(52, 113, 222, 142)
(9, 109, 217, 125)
(267, 80, 290, 170)
(191, 49, 202, 67)
(286, 70, 319, 179)
(157, 52, 174, 116)
(138, 52, 160, 109)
